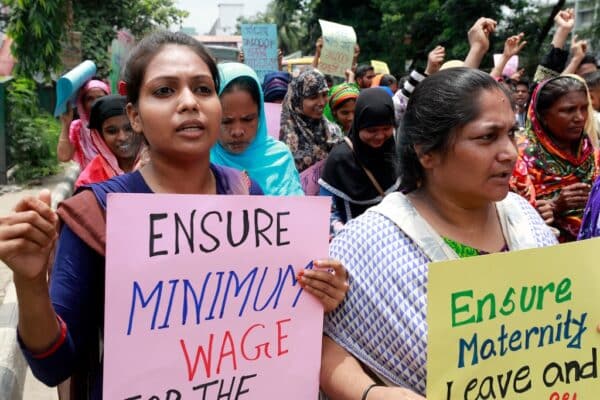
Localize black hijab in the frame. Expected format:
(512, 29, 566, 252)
(320, 88, 399, 220)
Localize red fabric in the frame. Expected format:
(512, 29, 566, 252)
(75, 155, 116, 188)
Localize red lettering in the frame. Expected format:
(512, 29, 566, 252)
(276, 318, 291, 356)
(179, 336, 213, 381)
(216, 330, 238, 374)
(240, 324, 264, 361)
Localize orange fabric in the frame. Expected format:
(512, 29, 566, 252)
(370, 74, 383, 87)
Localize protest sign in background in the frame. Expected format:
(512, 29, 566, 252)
(493, 54, 519, 78)
(427, 239, 600, 399)
(318, 19, 356, 78)
(110, 30, 135, 95)
(104, 194, 329, 399)
(371, 60, 390, 75)
(264, 102, 282, 139)
(241, 24, 278, 82)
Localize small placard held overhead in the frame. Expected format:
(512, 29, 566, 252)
(318, 20, 356, 78)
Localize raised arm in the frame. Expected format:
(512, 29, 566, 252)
(312, 37, 323, 69)
(425, 45, 446, 76)
(562, 35, 587, 75)
(464, 17, 497, 69)
(534, 8, 576, 81)
(490, 33, 526, 79)
(57, 109, 75, 162)
(551, 8, 575, 50)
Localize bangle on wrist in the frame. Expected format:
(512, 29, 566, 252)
(361, 383, 379, 400)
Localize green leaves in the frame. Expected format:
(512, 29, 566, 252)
(5, 0, 187, 81)
(6, 78, 60, 182)
(6, 0, 67, 81)
(72, 0, 188, 78)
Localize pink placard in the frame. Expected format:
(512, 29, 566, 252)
(104, 194, 329, 399)
(493, 54, 519, 78)
(300, 160, 325, 196)
(264, 102, 282, 139)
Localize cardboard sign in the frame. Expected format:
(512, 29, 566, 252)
(300, 160, 325, 196)
(371, 60, 390, 75)
(109, 30, 135, 95)
(427, 239, 600, 399)
(264, 102, 282, 139)
(241, 24, 278, 82)
(318, 20, 356, 78)
(104, 194, 329, 399)
(493, 54, 519, 78)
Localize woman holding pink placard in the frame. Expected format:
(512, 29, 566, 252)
(0, 32, 348, 399)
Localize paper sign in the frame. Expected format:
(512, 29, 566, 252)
(300, 160, 325, 196)
(241, 24, 278, 82)
(104, 194, 329, 399)
(264, 102, 282, 139)
(493, 54, 519, 78)
(318, 20, 356, 78)
(53, 60, 97, 117)
(371, 60, 390, 74)
(109, 30, 135, 94)
(427, 239, 600, 399)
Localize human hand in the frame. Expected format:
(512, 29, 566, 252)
(60, 107, 74, 128)
(425, 45, 445, 75)
(510, 68, 525, 81)
(238, 50, 245, 63)
(297, 259, 349, 313)
(536, 199, 555, 225)
(344, 68, 355, 83)
(503, 33, 527, 58)
(316, 37, 323, 51)
(570, 35, 588, 59)
(554, 8, 575, 31)
(468, 17, 497, 52)
(0, 190, 58, 282)
(555, 183, 591, 211)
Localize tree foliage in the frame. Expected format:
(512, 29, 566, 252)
(246, 0, 579, 77)
(6, 0, 67, 81)
(73, 0, 188, 78)
(6, 78, 61, 182)
(6, 0, 188, 80)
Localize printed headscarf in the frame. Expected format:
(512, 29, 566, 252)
(511, 76, 598, 241)
(323, 82, 360, 132)
(279, 69, 343, 172)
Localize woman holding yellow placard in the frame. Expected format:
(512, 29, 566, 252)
(319, 68, 558, 399)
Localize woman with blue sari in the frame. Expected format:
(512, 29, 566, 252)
(211, 63, 304, 196)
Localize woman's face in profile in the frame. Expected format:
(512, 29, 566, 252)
(425, 89, 518, 204)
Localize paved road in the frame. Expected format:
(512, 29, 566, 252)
(0, 178, 64, 400)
